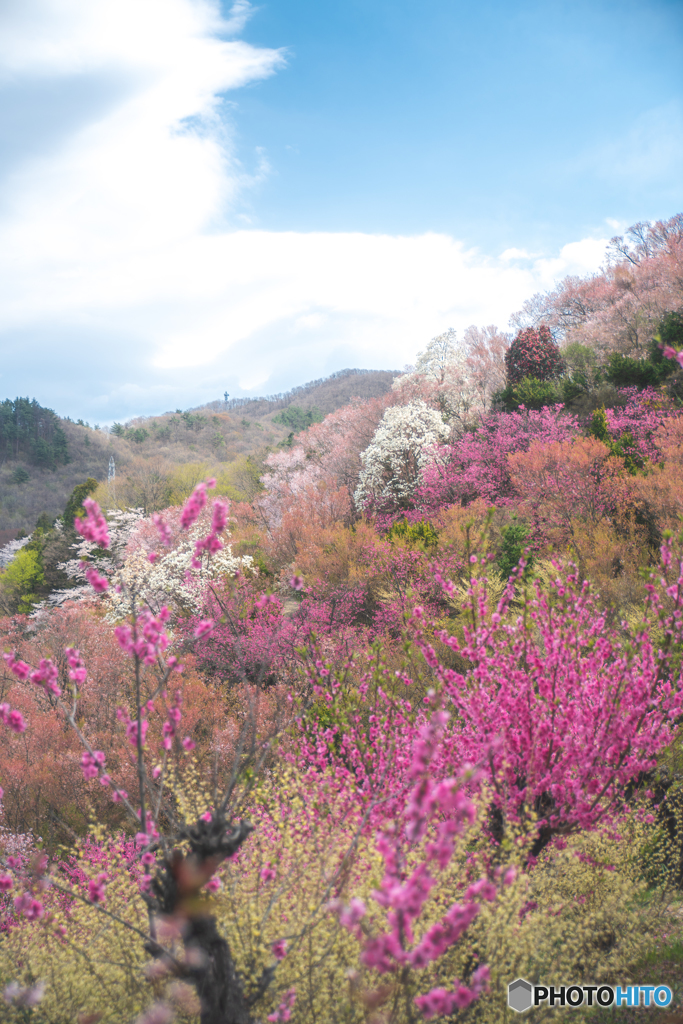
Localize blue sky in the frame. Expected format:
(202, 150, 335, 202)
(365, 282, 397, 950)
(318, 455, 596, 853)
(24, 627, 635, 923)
(0, 0, 680, 422)
(231, 0, 683, 248)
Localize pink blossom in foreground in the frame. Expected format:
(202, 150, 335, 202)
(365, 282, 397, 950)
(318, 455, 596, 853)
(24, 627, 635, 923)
(267, 988, 296, 1023)
(30, 658, 61, 696)
(65, 648, 87, 687)
(260, 863, 276, 883)
(74, 498, 110, 548)
(84, 564, 109, 592)
(152, 512, 173, 547)
(272, 940, 288, 961)
(211, 498, 229, 534)
(0, 704, 27, 733)
(13, 893, 43, 920)
(180, 479, 215, 531)
(194, 619, 215, 638)
(663, 344, 683, 369)
(2, 981, 45, 1008)
(136, 1002, 174, 1024)
(88, 872, 107, 903)
(2, 653, 30, 680)
(415, 966, 489, 1019)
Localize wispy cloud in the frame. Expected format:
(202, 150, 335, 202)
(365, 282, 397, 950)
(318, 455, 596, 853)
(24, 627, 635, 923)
(576, 101, 683, 195)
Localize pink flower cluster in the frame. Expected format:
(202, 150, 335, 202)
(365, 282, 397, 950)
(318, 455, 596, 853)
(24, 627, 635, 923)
(152, 512, 173, 547)
(84, 564, 109, 593)
(189, 496, 229, 569)
(267, 987, 296, 1023)
(117, 707, 149, 748)
(65, 647, 87, 687)
(162, 692, 182, 750)
(0, 703, 26, 733)
(115, 608, 170, 664)
(74, 498, 110, 548)
(80, 750, 106, 781)
(414, 965, 490, 1019)
(4, 653, 61, 697)
(87, 872, 107, 903)
(180, 479, 215, 531)
(13, 892, 44, 920)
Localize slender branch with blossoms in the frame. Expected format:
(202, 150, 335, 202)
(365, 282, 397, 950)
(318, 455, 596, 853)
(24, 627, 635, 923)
(0, 483, 298, 1024)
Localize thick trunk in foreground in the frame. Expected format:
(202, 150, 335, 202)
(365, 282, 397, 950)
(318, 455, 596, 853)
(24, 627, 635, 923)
(185, 914, 252, 1024)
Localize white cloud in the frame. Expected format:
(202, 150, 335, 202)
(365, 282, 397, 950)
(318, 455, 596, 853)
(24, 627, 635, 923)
(0, 0, 611, 419)
(500, 247, 537, 261)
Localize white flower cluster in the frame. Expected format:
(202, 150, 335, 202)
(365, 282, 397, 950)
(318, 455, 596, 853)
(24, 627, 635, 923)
(0, 536, 30, 569)
(106, 524, 253, 618)
(354, 400, 450, 510)
(47, 509, 146, 607)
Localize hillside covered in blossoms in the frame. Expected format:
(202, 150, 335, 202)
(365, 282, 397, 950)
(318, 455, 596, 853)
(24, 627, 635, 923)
(2, 213, 683, 1022)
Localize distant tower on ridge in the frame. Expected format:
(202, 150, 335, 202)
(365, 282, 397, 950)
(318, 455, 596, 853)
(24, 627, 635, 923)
(108, 456, 115, 484)
(224, 391, 229, 407)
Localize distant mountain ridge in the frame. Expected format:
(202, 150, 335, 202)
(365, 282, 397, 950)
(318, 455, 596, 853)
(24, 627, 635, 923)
(0, 368, 399, 534)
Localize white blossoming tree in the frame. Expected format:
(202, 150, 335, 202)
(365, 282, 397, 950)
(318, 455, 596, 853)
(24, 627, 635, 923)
(354, 400, 450, 512)
(51, 505, 252, 616)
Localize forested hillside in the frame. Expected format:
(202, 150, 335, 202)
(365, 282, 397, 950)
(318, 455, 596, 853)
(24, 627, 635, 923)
(2, 215, 683, 1023)
(0, 369, 398, 534)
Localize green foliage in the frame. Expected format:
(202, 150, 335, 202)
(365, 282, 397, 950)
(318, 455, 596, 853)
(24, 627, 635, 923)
(62, 477, 99, 528)
(496, 376, 561, 411)
(110, 422, 125, 436)
(34, 511, 53, 531)
(272, 405, 324, 434)
(657, 310, 683, 351)
(604, 351, 673, 389)
(181, 411, 207, 432)
(0, 546, 45, 614)
(496, 517, 533, 580)
(0, 397, 69, 469)
(386, 518, 439, 550)
(127, 427, 149, 444)
(10, 466, 30, 484)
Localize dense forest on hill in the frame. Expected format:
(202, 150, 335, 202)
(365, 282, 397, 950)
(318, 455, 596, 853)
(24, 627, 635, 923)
(2, 215, 683, 1023)
(0, 369, 398, 534)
